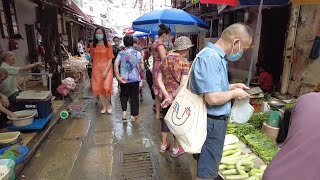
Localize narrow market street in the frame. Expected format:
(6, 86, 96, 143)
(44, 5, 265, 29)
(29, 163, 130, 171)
(19, 79, 192, 180)
(0, 0, 319, 180)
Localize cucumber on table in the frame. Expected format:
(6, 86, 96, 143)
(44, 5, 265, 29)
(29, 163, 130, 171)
(223, 143, 240, 151)
(222, 169, 238, 175)
(225, 173, 249, 180)
(219, 164, 227, 170)
(236, 160, 254, 175)
(223, 149, 237, 157)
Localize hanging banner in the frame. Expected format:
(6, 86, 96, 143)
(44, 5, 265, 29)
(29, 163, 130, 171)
(200, 0, 239, 6)
(217, 4, 228, 14)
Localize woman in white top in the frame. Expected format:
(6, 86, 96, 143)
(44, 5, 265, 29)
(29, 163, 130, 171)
(77, 38, 84, 57)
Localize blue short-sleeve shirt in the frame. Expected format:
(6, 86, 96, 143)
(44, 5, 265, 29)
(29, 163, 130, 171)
(190, 42, 231, 116)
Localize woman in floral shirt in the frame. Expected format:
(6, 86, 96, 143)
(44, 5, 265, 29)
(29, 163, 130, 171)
(157, 36, 193, 157)
(114, 35, 144, 122)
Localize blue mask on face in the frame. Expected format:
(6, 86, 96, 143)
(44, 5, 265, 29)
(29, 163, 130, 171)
(95, 34, 104, 41)
(227, 41, 243, 62)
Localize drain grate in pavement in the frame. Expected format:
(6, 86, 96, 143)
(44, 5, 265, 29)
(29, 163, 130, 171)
(121, 151, 154, 180)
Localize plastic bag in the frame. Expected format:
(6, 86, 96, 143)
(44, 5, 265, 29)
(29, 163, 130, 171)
(62, 78, 76, 90)
(0, 159, 15, 180)
(260, 101, 270, 113)
(229, 99, 254, 124)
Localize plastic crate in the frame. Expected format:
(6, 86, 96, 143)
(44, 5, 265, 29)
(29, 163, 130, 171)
(17, 101, 52, 118)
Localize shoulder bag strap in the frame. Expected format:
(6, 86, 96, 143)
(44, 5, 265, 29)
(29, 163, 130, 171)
(186, 48, 207, 90)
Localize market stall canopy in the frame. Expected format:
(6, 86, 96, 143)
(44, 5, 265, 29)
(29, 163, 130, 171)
(69, 1, 91, 23)
(132, 8, 209, 35)
(200, 0, 320, 6)
(239, 0, 289, 5)
(291, 0, 320, 4)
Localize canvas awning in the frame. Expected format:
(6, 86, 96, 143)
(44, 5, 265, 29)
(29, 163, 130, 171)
(63, 1, 91, 23)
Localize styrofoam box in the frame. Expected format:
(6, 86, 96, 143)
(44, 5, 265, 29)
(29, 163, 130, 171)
(17, 90, 52, 100)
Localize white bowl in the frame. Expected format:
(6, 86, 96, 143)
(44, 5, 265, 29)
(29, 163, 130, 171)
(0, 132, 20, 144)
(8, 110, 36, 127)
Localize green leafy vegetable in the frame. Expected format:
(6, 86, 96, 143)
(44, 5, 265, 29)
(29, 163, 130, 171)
(248, 112, 269, 129)
(284, 99, 296, 109)
(226, 123, 258, 143)
(244, 133, 279, 163)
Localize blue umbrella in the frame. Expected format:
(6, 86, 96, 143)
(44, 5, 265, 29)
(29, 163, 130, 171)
(132, 31, 155, 38)
(132, 8, 209, 35)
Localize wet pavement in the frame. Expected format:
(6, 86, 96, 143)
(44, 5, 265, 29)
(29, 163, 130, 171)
(19, 79, 192, 180)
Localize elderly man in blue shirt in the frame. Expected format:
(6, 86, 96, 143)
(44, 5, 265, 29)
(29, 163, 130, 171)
(190, 23, 253, 180)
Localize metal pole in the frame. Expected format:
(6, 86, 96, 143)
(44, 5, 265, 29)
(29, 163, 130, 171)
(151, 0, 154, 10)
(246, 0, 263, 86)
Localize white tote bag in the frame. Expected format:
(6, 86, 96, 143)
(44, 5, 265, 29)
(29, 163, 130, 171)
(164, 52, 207, 154)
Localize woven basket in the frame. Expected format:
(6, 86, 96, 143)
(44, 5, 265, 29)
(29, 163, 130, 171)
(262, 122, 279, 141)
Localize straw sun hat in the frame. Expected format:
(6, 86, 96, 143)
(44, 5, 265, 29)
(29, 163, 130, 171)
(173, 36, 194, 51)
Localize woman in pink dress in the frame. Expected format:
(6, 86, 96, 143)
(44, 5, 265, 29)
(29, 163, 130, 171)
(152, 24, 171, 119)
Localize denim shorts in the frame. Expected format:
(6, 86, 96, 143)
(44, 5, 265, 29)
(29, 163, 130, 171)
(193, 116, 227, 179)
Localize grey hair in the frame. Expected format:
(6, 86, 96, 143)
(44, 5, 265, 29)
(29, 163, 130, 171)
(0, 51, 14, 63)
(221, 23, 253, 42)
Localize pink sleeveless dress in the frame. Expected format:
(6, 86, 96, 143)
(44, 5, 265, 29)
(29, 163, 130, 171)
(152, 40, 166, 96)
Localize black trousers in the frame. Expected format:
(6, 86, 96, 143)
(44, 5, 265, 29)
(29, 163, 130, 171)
(145, 67, 155, 100)
(161, 106, 170, 132)
(120, 82, 139, 116)
(277, 107, 293, 143)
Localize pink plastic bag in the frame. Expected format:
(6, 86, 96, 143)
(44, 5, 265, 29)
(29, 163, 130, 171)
(57, 84, 70, 96)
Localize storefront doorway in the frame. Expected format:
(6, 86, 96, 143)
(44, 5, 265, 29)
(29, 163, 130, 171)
(257, 5, 290, 90)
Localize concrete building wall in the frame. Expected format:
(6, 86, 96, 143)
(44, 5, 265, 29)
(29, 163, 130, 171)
(0, 0, 37, 66)
(287, 5, 320, 96)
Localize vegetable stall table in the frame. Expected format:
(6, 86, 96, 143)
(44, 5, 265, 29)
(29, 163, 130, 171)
(218, 140, 266, 180)
(217, 112, 281, 180)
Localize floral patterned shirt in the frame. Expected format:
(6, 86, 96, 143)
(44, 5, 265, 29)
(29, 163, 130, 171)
(159, 54, 190, 98)
(115, 47, 143, 83)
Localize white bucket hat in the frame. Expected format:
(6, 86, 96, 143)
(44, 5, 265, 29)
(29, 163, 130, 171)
(173, 36, 194, 51)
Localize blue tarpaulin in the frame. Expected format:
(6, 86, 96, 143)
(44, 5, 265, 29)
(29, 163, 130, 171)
(240, 0, 289, 5)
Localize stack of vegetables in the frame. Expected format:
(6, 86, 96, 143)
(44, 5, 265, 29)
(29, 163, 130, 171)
(219, 143, 267, 180)
(226, 121, 279, 164)
(226, 123, 257, 142)
(244, 133, 279, 163)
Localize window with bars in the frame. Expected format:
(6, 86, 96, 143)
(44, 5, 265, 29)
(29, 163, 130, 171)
(0, 0, 20, 38)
